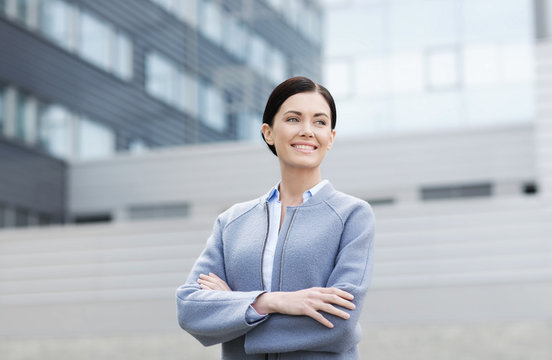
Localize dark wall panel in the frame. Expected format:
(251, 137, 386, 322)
(0, 137, 66, 216)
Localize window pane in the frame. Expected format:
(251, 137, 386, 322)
(390, 0, 458, 51)
(40, 0, 71, 48)
(325, 59, 353, 98)
(78, 117, 115, 160)
(0, 85, 5, 133)
(390, 52, 424, 93)
(426, 48, 460, 90)
(146, 52, 174, 103)
(355, 57, 390, 96)
(38, 104, 72, 159)
(199, 0, 222, 44)
(15, 0, 29, 23)
(199, 81, 226, 131)
(113, 32, 133, 79)
(15, 93, 30, 141)
(78, 11, 111, 70)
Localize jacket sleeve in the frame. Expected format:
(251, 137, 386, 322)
(176, 215, 267, 346)
(244, 203, 375, 354)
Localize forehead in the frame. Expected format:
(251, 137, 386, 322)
(278, 92, 331, 115)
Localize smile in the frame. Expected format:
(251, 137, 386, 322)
(292, 144, 318, 152)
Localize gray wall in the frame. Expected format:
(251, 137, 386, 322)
(0, 136, 65, 223)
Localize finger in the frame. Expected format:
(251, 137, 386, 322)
(208, 273, 232, 291)
(306, 309, 334, 328)
(322, 293, 356, 310)
(323, 287, 354, 301)
(320, 303, 350, 320)
(198, 277, 222, 290)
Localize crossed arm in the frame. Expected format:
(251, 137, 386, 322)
(198, 272, 355, 329)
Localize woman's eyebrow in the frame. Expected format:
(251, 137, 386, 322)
(283, 110, 329, 118)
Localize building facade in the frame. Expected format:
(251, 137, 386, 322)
(0, 0, 323, 228)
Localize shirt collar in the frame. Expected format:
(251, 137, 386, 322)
(267, 179, 329, 204)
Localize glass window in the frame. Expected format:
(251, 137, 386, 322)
(78, 11, 111, 70)
(223, 16, 248, 60)
(249, 34, 267, 75)
(199, 0, 222, 44)
(326, 5, 386, 57)
(129, 138, 148, 154)
(390, 52, 424, 94)
(426, 48, 460, 90)
(199, 81, 226, 131)
(38, 104, 72, 159)
(15, 92, 30, 142)
(146, 52, 174, 104)
(0, 0, 6, 13)
(355, 57, 390, 96)
(463, 45, 500, 86)
(325, 59, 353, 98)
(237, 112, 261, 141)
(15, 0, 30, 23)
(0, 85, 5, 133)
(463, 0, 533, 43)
(39, 0, 72, 49)
(112, 32, 133, 79)
(77, 117, 115, 160)
(269, 47, 287, 84)
(389, 0, 459, 51)
(177, 0, 197, 27)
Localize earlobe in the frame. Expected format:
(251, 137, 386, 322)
(327, 130, 336, 150)
(261, 124, 274, 145)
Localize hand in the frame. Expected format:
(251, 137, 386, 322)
(252, 287, 355, 328)
(197, 273, 232, 291)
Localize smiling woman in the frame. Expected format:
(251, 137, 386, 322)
(176, 76, 375, 360)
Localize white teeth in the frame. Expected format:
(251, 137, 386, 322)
(294, 145, 315, 150)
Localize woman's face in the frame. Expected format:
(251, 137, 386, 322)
(262, 91, 335, 171)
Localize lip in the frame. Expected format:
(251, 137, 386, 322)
(291, 142, 318, 153)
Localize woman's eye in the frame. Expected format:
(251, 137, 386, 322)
(315, 120, 327, 125)
(287, 117, 299, 122)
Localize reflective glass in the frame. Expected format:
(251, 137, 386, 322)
(15, 0, 29, 23)
(355, 57, 390, 96)
(15, 93, 30, 141)
(146, 52, 174, 104)
(78, 11, 111, 70)
(0, 85, 4, 133)
(199, 0, 222, 44)
(390, 52, 424, 93)
(199, 81, 226, 131)
(38, 104, 72, 159)
(40, 0, 71, 48)
(78, 117, 115, 160)
(389, 0, 458, 51)
(326, 5, 386, 57)
(426, 48, 460, 90)
(463, 0, 533, 43)
(113, 32, 133, 79)
(325, 59, 353, 98)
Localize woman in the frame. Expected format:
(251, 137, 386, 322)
(176, 76, 375, 359)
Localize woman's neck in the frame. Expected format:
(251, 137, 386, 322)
(278, 166, 322, 206)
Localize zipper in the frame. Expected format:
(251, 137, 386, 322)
(261, 202, 270, 291)
(278, 208, 297, 291)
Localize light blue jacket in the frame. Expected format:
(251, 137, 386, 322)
(176, 182, 375, 359)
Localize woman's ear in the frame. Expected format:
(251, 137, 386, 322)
(327, 129, 336, 150)
(261, 123, 274, 145)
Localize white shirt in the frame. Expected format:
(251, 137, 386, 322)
(263, 179, 329, 291)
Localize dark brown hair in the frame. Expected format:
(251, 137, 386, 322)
(261, 76, 337, 156)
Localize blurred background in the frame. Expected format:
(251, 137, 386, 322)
(0, 0, 551, 359)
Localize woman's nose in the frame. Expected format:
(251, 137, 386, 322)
(299, 122, 314, 137)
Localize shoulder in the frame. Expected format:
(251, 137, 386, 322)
(324, 189, 375, 225)
(217, 196, 264, 228)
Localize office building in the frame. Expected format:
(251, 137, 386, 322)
(0, 0, 323, 227)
